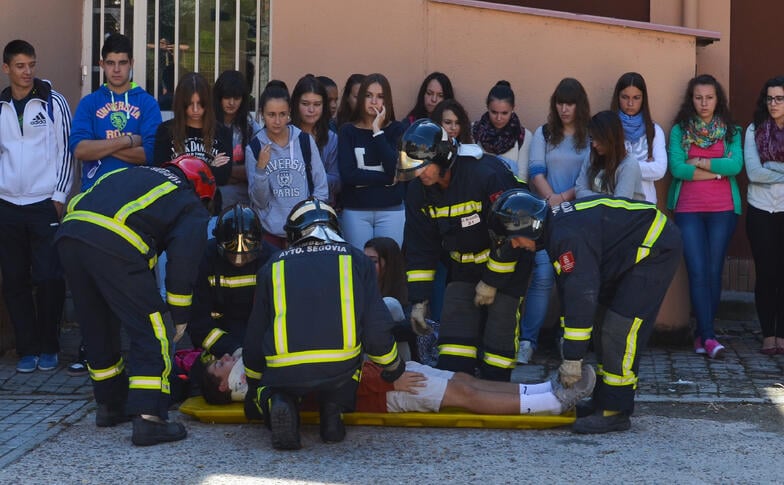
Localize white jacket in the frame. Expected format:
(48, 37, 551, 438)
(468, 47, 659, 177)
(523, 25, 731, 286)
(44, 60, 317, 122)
(0, 78, 73, 205)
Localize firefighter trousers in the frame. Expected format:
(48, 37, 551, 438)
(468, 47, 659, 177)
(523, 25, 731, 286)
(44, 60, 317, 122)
(57, 238, 174, 419)
(436, 281, 520, 381)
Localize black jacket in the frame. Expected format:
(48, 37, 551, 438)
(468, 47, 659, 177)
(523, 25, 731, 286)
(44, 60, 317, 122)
(243, 241, 399, 390)
(404, 154, 532, 302)
(547, 196, 682, 360)
(56, 165, 209, 324)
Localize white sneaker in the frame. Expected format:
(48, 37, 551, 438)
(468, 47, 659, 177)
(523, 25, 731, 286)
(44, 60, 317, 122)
(517, 340, 534, 364)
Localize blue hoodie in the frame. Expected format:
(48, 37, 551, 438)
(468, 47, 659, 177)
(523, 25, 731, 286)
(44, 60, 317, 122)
(70, 82, 162, 190)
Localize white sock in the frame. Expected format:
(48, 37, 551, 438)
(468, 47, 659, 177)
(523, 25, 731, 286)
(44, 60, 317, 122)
(519, 392, 561, 414)
(518, 381, 552, 395)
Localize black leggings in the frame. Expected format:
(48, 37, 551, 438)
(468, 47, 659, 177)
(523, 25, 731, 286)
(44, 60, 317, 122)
(746, 205, 784, 338)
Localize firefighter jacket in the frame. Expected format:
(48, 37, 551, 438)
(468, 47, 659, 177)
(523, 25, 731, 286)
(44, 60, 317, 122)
(189, 239, 278, 357)
(55, 166, 209, 324)
(547, 196, 680, 361)
(242, 240, 400, 390)
(405, 154, 531, 302)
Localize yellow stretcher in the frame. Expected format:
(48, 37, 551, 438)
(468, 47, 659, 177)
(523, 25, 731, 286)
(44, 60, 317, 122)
(180, 396, 575, 429)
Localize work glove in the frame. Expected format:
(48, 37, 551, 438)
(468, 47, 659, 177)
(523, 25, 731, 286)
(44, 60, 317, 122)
(558, 359, 583, 388)
(173, 323, 188, 343)
(410, 301, 432, 336)
(473, 281, 497, 307)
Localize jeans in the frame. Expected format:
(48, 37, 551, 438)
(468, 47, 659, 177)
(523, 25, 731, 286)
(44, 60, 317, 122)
(674, 211, 737, 341)
(340, 206, 405, 250)
(519, 249, 554, 346)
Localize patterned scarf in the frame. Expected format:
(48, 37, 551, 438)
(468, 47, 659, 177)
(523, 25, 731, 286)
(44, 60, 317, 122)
(472, 111, 526, 155)
(619, 111, 645, 143)
(682, 116, 726, 150)
(754, 118, 784, 162)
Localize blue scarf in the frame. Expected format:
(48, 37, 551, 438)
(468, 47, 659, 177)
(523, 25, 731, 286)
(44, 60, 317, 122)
(619, 111, 645, 143)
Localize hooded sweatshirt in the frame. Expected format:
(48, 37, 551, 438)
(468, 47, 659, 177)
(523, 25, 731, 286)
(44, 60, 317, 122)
(245, 124, 328, 237)
(70, 82, 162, 190)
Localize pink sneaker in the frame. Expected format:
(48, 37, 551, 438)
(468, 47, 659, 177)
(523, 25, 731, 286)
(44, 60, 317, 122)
(703, 338, 725, 359)
(693, 337, 706, 355)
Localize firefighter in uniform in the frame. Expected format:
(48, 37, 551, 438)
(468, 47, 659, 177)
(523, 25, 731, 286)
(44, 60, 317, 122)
(488, 190, 682, 433)
(243, 198, 404, 450)
(398, 119, 532, 381)
(189, 203, 277, 361)
(55, 155, 215, 446)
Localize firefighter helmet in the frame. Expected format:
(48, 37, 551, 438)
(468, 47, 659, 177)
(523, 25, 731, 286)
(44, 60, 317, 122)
(163, 155, 216, 201)
(488, 189, 549, 246)
(214, 203, 263, 266)
(397, 118, 457, 181)
(283, 198, 343, 245)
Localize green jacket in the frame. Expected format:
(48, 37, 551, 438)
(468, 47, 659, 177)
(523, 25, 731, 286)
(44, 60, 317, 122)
(666, 123, 743, 215)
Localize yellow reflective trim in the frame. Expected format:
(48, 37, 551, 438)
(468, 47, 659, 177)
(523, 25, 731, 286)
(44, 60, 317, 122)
(601, 370, 638, 387)
(338, 255, 356, 349)
(115, 182, 178, 223)
(352, 367, 362, 382)
(449, 249, 490, 264)
(635, 211, 667, 263)
(129, 376, 164, 390)
(574, 198, 657, 212)
(208, 274, 257, 288)
(553, 260, 562, 275)
(166, 291, 192, 307)
(621, 317, 644, 386)
(438, 344, 478, 358)
(271, 261, 288, 355)
(407, 270, 436, 282)
(202, 328, 227, 351)
(88, 358, 125, 381)
(487, 257, 516, 274)
(66, 168, 128, 214)
(367, 342, 399, 366)
(424, 200, 482, 219)
(245, 367, 262, 380)
(265, 346, 362, 367)
(563, 326, 593, 341)
(483, 351, 516, 369)
(64, 210, 150, 255)
(149, 312, 171, 394)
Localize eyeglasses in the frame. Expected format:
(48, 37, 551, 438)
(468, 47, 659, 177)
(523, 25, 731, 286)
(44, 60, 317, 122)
(766, 96, 784, 105)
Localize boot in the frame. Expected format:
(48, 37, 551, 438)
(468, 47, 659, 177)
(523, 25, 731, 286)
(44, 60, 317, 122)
(319, 401, 345, 443)
(95, 403, 132, 427)
(269, 393, 301, 450)
(131, 416, 187, 446)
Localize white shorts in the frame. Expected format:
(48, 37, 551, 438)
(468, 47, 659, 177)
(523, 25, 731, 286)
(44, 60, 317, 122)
(385, 362, 454, 413)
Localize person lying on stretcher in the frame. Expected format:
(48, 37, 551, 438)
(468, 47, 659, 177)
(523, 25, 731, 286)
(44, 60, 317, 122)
(200, 351, 596, 415)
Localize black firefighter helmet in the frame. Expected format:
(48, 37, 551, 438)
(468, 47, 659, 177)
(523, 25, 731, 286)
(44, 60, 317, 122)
(488, 189, 549, 247)
(397, 118, 457, 181)
(214, 203, 263, 266)
(283, 198, 343, 245)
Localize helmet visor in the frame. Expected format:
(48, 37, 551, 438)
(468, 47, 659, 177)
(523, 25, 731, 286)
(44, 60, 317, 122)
(223, 250, 260, 267)
(397, 151, 430, 182)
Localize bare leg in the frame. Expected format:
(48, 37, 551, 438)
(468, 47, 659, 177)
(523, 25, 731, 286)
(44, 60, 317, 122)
(451, 372, 549, 395)
(440, 380, 521, 414)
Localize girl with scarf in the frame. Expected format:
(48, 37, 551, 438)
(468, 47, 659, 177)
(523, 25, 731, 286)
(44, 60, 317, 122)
(668, 74, 742, 360)
(519, 78, 591, 364)
(472, 81, 532, 181)
(744, 76, 784, 355)
(610, 72, 667, 203)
